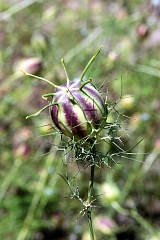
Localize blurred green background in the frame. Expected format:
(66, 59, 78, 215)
(0, 0, 160, 239)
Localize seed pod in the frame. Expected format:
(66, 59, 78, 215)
(16, 57, 42, 75)
(50, 80, 106, 141)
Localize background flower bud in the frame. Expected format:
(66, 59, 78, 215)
(120, 94, 135, 110)
(94, 216, 117, 235)
(82, 231, 97, 240)
(31, 32, 48, 56)
(14, 143, 30, 159)
(98, 182, 120, 205)
(15, 57, 42, 75)
(136, 24, 149, 39)
(50, 80, 106, 141)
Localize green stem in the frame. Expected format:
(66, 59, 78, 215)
(87, 165, 95, 203)
(87, 145, 96, 240)
(87, 165, 95, 240)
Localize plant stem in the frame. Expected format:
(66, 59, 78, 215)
(87, 145, 96, 240)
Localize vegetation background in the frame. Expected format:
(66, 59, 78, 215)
(0, 0, 160, 239)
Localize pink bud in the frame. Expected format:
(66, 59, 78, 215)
(16, 57, 42, 74)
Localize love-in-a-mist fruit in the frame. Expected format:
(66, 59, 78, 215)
(50, 79, 106, 140)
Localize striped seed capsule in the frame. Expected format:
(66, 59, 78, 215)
(50, 80, 106, 141)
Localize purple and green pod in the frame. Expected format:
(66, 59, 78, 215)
(50, 80, 106, 141)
